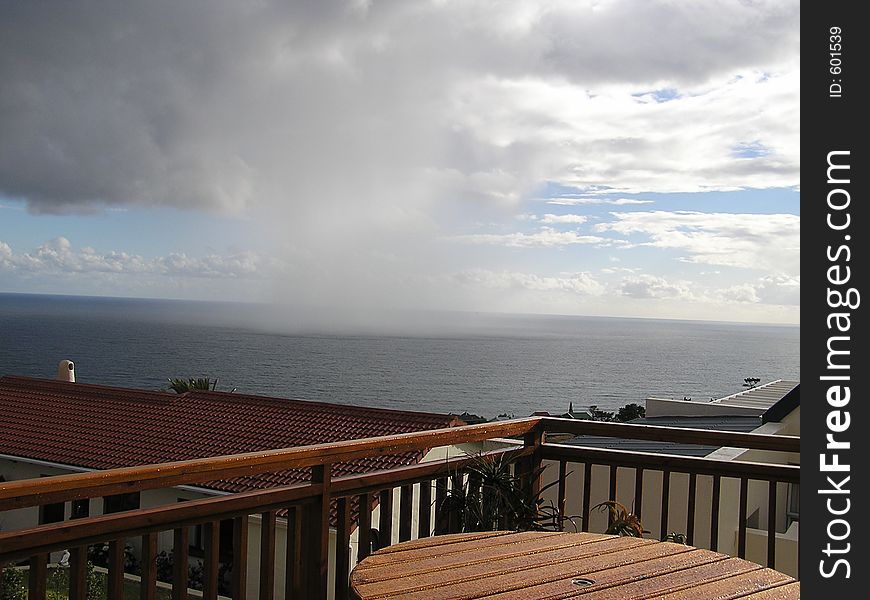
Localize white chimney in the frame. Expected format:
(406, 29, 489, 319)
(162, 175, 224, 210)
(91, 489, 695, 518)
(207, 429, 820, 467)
(57, 360, 75, 382)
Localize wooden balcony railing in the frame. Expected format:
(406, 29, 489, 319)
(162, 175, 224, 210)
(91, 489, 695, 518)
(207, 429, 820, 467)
(0, 417, 799, 600)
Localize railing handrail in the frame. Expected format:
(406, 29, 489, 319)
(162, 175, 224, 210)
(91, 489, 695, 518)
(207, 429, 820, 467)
(539, 417, 800, 452)
(541, 442, 800, 483)
(0, 418, 541, 511)
(0, 417, 799, 512)
(0, 446, 531, 563)
(0, 417, 802, 598)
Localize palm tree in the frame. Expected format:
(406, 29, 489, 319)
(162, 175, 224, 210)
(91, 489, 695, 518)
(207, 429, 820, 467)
(167, 377, 235, 393)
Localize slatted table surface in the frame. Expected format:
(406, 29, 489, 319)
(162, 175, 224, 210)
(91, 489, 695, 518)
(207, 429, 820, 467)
(349, 531, 799, 599)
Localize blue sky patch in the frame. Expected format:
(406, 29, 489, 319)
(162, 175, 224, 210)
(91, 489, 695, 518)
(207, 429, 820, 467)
(732, 141, 771, 159)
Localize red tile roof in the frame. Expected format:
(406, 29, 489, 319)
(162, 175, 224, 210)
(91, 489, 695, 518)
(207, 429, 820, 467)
(0, 376, 463, 494)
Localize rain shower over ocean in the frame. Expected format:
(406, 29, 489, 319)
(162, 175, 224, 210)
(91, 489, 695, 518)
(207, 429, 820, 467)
(0, 293, 799, 420)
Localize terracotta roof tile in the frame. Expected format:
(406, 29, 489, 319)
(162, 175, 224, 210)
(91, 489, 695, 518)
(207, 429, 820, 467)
(0, 376, 463, 494)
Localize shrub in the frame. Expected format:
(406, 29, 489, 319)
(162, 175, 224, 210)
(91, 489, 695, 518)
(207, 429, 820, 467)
(1, 568, 27, 600)
(437, 453, 572, 534)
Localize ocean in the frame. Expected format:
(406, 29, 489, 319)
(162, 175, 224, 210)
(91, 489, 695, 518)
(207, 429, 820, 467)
(0, 293, 799, 420)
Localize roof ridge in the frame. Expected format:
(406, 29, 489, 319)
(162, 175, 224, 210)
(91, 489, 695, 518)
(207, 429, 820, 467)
(0, 376, 459, 423)
(187, 388, 461, 422)
(0, 375, 176, 402)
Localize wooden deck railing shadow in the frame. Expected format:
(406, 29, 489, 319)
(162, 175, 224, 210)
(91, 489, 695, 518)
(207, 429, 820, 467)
(0, 417, 799, 600)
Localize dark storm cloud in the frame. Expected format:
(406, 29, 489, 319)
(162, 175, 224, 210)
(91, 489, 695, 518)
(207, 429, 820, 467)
(1, 1, 799, 215)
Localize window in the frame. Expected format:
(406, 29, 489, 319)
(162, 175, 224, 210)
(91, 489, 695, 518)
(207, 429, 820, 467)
(39, 501, 65, 524)
(71, 499, 89, 519)
(218, 519, 234, 562)
(103, 492, 140, 514)
(190, 523, 204, 554)
(177, 498, 233, 560)
(177, 498, 205, 555)
(38, 474, 65, 524)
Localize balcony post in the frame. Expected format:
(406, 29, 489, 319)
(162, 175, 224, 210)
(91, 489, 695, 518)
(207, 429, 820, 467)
(518, 427, 545, 500)
(307, 463, 332, 598)
(29, 554, 47, 600)
(232, 515, 249, 600)
(140, 533, 158, 600)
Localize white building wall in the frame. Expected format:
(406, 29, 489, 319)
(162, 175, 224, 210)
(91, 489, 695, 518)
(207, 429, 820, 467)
(540, 409, 799, 578)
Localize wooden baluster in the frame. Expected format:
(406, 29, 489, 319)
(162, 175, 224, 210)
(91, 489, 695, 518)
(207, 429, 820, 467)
(68, 546, 87, 600)
(447, 474, 462, 534)
(581, 463, 592, 532)
(557, 461, 567, 530)
(357, 493, 373, 561)
(285, 507, 304, 600)
(378, 488, 393, 547)
(140, 533, 158, 600)
(768, 481, 777, 568)
(202, 522, 220, 600)
(417, 481, 432, 539)
(232, 516, 249, 600)
(608, 466, 618, 527)
(334, 497, 352, 600)
(259, 512, 277, 600)
(308, 464, 332, 598)
(107, 540, 124, 600)
(738, 477, 748, 558)
(659, 470, 671, 541)
(399, 485, 413, 542)
(69, 502, 88, 600)
(709, 476, 721, 551)
(172, 528, 189, 600)
(433, 478, 448, 535)
(634, 468, 644, 520)
(686, 473, 697, 546)
(29, 554, 47, 600)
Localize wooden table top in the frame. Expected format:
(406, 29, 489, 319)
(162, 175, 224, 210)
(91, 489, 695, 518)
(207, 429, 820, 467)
(349, 531, 799, 599)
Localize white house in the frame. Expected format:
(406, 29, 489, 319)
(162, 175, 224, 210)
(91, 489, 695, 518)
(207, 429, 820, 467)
(542, 379, 800, 577)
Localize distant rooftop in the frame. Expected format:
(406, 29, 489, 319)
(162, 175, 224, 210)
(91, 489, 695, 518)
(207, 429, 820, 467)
(562, 416, 764, 457)
(710, 379, 800, 410)
(0, 376, 463, 494)
(645, 379, 800, 418)
(562, 379, 799, 457)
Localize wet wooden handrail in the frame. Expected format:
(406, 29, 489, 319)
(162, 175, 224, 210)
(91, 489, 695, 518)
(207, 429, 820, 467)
(0, 418, 541, 511)
(539, 417, 800, 452)
(0, 416, 801, 599)
(0, 417, 798, 512)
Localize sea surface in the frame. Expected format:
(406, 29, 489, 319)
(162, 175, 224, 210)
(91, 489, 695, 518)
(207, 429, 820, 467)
(0, 293, 800, 419)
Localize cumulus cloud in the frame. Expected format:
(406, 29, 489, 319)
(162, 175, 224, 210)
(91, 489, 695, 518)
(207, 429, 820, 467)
(616, 272, 799, 312)
(0, 237, 276, 279)
(513, 213, 588, 224)
(723, 274, 800, 306)
(620, 274, 696, 300)
(457, 228, 607, 247)
(721, 284, 761, 303)
(546, 198, 655, 206)
(596, 210, 799, 275)
(600, 266, 640, 274)
(538, 214, 588, 225)
(454, 269, 605, 296)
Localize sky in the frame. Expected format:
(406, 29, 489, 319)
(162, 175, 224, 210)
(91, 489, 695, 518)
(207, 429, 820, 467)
(0, 0, 800, 325)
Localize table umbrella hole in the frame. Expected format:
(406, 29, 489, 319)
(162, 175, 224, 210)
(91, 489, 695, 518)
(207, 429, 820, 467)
(571, 578, 595, 587)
